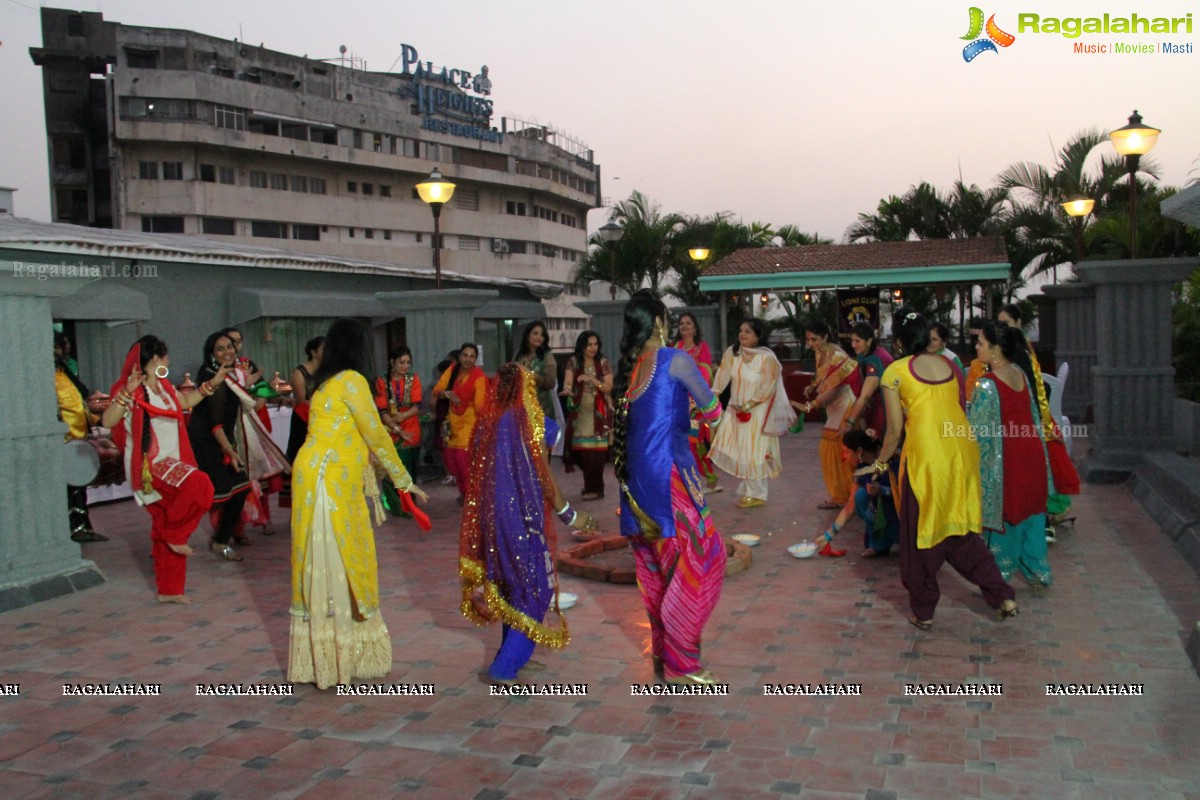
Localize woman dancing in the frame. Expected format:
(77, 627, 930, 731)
(614, 290, 726, 684)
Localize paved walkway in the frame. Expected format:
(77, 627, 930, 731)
(3, 427, 1199, 800)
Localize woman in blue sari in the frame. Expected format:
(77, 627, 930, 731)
(459, 363, 596, 684)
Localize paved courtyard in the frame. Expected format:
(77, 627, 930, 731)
(3, 427, 1199, 800)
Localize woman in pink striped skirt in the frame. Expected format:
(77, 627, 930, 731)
(612, 290, 726, 685)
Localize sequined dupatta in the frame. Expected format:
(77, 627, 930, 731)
(459, 366, 568, 649)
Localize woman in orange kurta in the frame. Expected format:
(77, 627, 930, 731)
(432, 343, 487, 503)
(796, 321, 859, 509)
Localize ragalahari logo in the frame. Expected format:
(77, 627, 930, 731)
(961, 7, 1016, 61)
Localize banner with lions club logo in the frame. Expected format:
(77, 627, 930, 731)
(836, 288, 880, 346)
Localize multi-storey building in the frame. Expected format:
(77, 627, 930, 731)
(30, 7, 600, 349)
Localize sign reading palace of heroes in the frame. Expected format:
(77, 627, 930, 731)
(398, 43, 502, 143)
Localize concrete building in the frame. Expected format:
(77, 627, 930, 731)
(29, 7, 601, 346)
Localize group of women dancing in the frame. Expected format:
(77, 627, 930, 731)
(96, 290, 1077, 689)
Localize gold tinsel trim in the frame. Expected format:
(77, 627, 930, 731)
(459, 557, 570, 650)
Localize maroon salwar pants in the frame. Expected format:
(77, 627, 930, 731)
(897, 473, 1014, 621)
(146, 469, 214, 596)
(573, 448, 607, 497)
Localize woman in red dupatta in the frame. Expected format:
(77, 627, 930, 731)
(101, 337, 221, 603)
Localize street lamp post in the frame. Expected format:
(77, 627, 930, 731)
(1060, 197, 1096, 282)
(598, 219, 624, 300)
(1108, 110, 1160, 259)
(416, 167, 456, 289)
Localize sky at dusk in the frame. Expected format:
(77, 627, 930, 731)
(1, 0, 1197, 243)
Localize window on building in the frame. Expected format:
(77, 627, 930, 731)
(124, 47, 159, 69)
(248, 116, 280, 136)
(352, 129, 363, 149)
(218, 166, 235, 185)
(383, 230, 392, 240)
(458, 235, 480, 251)
(214, 104, 246, 130)
(290, 175, 308, 193)
(455, 188, 479, 211)
(348, 228, 355, 238)
(347, 181, 358, 193)
(249, 170, 268, 189)
(270, 173, 288, 191)
(202, 217, 236, 235)
(505, 201, 526, 216)
(199, 164, 216, 183)
(364, 229, 374, 239)
(142, 216, 184, 233)
(67, 139, 86, 169)
(388, 136, 398, 155)
(362, 183, 373, 196)
(508, 241, 528, 254)
(138, 161, 158, 180)
(402, 138, 418, 158)
(292, 224, 319, 241)
(309, 177, 327, 194)
(251, 220, 287, 238)
(373, 133, 383, 152)
(311, 127, 338, 145)
(425, 143, 441, 161)
(380, 185, 391, 198)
(281, 122, 308, 141)
(162, 161, 183, 180)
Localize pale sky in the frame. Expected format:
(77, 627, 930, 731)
(1, 0, 1197, 242)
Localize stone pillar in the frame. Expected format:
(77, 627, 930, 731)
(376, 289, 498, 385)
(1075, 257, 1199, 483)
(0, 267, 105, 612)
(1042, 283, 1096, 421)
(575, 300, 627, 366)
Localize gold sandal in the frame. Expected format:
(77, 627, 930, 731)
(210, 542, 243, 562)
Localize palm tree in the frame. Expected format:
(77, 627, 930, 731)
(995, 127, 1136, 276)
(573, 190, 684, 297)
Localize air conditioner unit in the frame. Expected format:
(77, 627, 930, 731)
(493, 238, 508, 253)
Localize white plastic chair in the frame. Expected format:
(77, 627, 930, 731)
(1040, 372, 1071, 456)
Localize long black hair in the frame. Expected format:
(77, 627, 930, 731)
(516, 320, 549, 361)
(612, 290, 667, 486)
(980, 320, 1034, 388)
(310, 318, 370, 392)
(849, 321, 880, 354)
(891, 307, 930, 357)
(304, 336, 325, 360)
(198, 330, 233, 379)
(572, 330, 604, 372)
(446, 342, 479, 389)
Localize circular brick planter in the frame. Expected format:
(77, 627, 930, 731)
(556, 535, 752, 583)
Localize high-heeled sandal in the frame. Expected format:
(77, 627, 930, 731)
(995, 600, 1019, 621)
(908, 616, 933, 631)
(665, 669, 718, 686)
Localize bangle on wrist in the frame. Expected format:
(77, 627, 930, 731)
(556, 502, 574, 525)
(872, 459, 888, 474)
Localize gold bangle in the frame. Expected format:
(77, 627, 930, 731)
(872, 459, 888, 474)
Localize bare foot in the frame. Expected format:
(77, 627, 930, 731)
(167, 543, 194, 556)
(157, 594, 194, 604)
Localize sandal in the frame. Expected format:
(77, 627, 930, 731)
(210, 542, 243, 562)
(71, 530, 109, 543)
(995, 600, 1019, 621)
(908, 616, 933, 631)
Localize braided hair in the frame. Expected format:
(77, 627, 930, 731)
(611, 289, 667, 487)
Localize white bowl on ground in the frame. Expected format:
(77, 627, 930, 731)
(732, 534, 761, 547)
(788, 542, 817, 559)
(557, 592, 578, 610)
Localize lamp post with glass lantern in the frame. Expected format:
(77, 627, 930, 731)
(1108, 110, 1160, 259)
(416, 167, 456, 289)
(598, 218, 624, 299)
(1060, 197, 1095, 282)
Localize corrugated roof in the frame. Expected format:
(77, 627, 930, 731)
(0, 216, 561, 295)
(704, 237, 1009, 277)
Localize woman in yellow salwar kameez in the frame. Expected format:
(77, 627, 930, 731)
(289, 319, 429, 689)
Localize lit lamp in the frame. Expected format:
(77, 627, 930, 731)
(892, 288, 903, 301)
(1060, 196, 1095, 277)
(688, 247, 710, 263)
(416, 167, 456, 289)
(760, 292, 770, 310)
(598, 218, 624, 300)
(1109, 110, 1160, 259)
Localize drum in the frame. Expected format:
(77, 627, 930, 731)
(64, 437, 126, 488)
(64, 439, 100, 487)
(90, 437, 126, 487)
